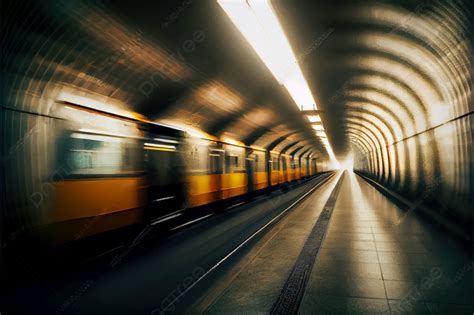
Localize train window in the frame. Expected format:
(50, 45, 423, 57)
(225, 155, 239, 173)
(66, 132, 141, 176)
(124, 144, 143, 172)
(146, 148, 183, 186)
(209, 150, 224, 174)
(254, 153, 265, 172)
(232, 156, 239, 166)
(187, 142, 209, 174)
(223, 144, 246, 174)
(272, 156, 279, 171)
(281, 156, 287, 171)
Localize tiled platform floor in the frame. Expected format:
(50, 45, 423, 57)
(201, 171, 472, 314)
(300, 172, 473, 314)
(204, 173, 343, 314)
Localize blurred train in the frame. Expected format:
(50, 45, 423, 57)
(3, 102, 321, 246)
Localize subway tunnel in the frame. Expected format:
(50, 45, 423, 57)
(1, 0, 473, 314)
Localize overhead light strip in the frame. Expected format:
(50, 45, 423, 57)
(218, 0, 316, 111)
(217, 0, 336, 161)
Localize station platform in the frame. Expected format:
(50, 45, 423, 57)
(194, 171, 473, 314)
(3, 172, 472, 314)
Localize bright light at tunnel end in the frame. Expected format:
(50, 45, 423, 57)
(339, 152, 353, 171)
(217, 0, 337, 164)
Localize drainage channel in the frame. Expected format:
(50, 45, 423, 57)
(271, 171, 346, 315)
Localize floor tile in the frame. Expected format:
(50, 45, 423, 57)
(208, 284, 279, 313)
(330, 232, 375, 241)
(314, 259, 382, 279)
(322, 239, 377, 251)
(328, 226, 373, 234)
(388, 299, 431, 314)
(300, 294, 390, 314)
(306, 276, 387, 299)
(318, 248, 380, 263)
(384, 280, 423, 300)
(375, 241, 428, 253)
(257, 239, 305, 259)
(380, 263, 434, 281)
(377, 252, 435, 266)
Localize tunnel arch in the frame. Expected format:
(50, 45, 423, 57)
(243, 121, 282, 145)
(344, 102, 405, 187)
(280, 141, 303, 155)
(342, 93, 414, 187)
(339, 31, 467, 107)
(265, 131, 300, 151)
(346, 121, 384, 180)
(347, 131, 373, 172)
(346, 112, 395, 184)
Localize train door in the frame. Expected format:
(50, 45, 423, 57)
(146, 144, 185, 218)
(252, 151, 268, 190)
(266, 151, 272, 187)
(311, 158, 317, 174)
(278, 154, 284, 184)
(297, 156, 302, 178)
(293, 156, 299, 180)
(298, 155, 304, 178)
(269, 152, 280, 186)
(246, 150, 255, 192)
(223, 144, 246, 199)
(145, 126, 186, 221)
(288, 156, 294, 181)
(281, 155, 288, 182)
(209, 145, 224, 201)
(308, 157, 312, 176)
(222, 147, 230, 199)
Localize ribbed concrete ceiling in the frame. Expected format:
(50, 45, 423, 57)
(275, 0, 472, 159)
(3, 0, 472, 161)
(3, 0, 328, 158)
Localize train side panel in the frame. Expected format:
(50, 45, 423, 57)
(247, 150, 267, 190)
(222, 143, 247, 198)
(269, 152, 280, 186)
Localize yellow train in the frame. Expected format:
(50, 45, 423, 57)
(5, 103, 321, 246)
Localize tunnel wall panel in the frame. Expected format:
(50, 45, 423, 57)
(354, 114, 473, 224)
(351, 0, 472, 228)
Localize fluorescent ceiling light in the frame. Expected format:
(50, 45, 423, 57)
(154, 138, 179, 144)
(218, 0, 336, 160)
(144, 143, 176, 150)
(307, 115, 321, 123)
(312, 125, 324, 131)
(217, 0, 317, 110)
(71, 132, 121, 143)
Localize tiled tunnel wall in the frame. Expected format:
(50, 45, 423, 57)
(352, 0, 472, 227)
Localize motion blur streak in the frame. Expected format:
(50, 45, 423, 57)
(2, 0, 330, 245)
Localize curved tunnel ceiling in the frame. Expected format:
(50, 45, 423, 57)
(3, 0, 327, 159)
(277, 0, 472, 159)
(3, 0, 472, 162)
